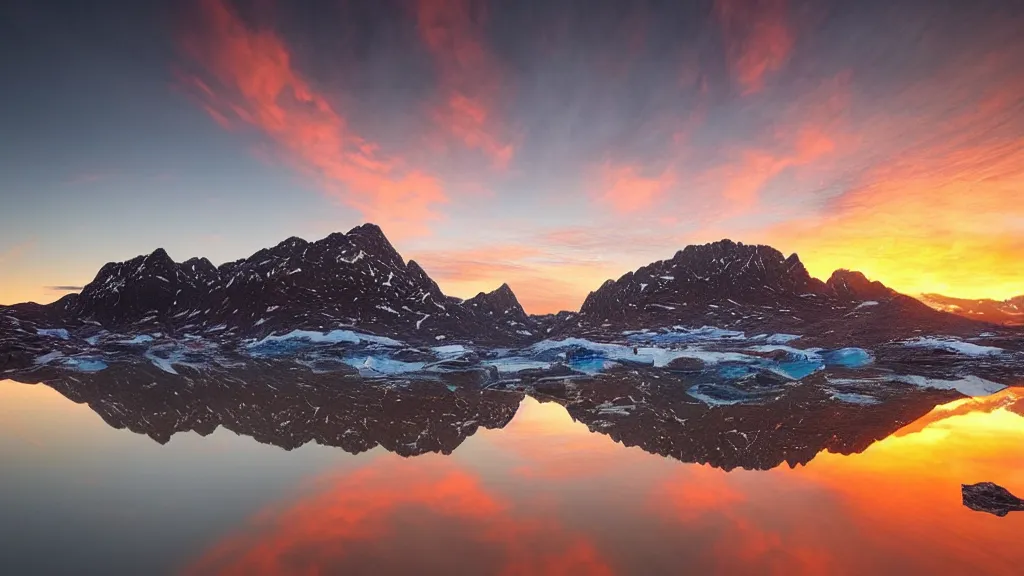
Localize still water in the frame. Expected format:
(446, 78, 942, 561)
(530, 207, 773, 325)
(2, 379, 1023, 575)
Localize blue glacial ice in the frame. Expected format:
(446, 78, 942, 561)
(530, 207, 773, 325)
(247, 329, 403, 357)
(687, 384, 757, 406)
(829, 391, 880, 405)
(822, 347, 874, 368)
(344, 356, 426, 377)
(62, 357, 109, 372)
(626, 326, 745, 345)
(568, 356, 617, 375)
(116, 334, 155, 346)
(482, 357, 553, 374)
(530, 338, 753, 369)
(32, 351, 107, 372)
(431, 344, 468, 359)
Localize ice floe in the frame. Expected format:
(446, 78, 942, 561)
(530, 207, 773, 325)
(247, 329, 403, 352)
(829, 391, 880, 405)
(822, 348, 874, 368)
(116, 334, 155, 345)
(895, 374, 1006, 397)
(903, 337, 1003, 356)
(344, 356, 425, 377)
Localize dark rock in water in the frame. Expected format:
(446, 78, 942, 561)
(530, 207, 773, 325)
(665, 356, 706, 372)
(962, 482, 1024, 517)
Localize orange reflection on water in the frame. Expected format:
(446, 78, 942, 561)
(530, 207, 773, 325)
(185, 392, 1024, 575)
(185, 453, 614, 576)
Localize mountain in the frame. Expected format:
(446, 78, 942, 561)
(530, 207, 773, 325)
(919, 293, 1024, 326)
(534, 371, 963, 471)
(16, 361, 964, 470)
(569, 240, 987, 346)
(33, 361, 522, 454)
(56, 224, 535, 345)
(2, 230, 1006, 355)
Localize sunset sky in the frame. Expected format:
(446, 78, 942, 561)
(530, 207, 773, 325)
(1, 0, 1022, 313)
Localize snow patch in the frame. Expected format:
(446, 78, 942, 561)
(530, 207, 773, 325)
(344, 356, 425, 377)
(904, 337, 1003, 356)
(248, 329, 402, 349)
(116, 334, 155, 345)
(829, 391, 880, 405)
(895, 374, 1006, 397)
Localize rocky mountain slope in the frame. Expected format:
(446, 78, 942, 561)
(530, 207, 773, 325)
(22, 360, 967, 471)
(563, 239, 988, 346)
(1, 229, 1007, 355)
(919, 293, 1024, 326)
(6, 224, 536, 346)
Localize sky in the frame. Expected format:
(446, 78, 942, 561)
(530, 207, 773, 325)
(0, 0, 1022, 314)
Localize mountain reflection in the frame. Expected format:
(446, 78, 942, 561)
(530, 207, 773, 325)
(13, 361, 963, 471)
(3, 378, 1024, 574)
(181, 387, 1024, 576)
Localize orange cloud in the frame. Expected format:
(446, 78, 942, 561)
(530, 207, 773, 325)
(714, 0, 794, 94)
(411, 243, 619, 314)
(178, 0, 446, 236)
(596, 163, 676, 212)
(705, 124, 839, 214)
(185, 455, 613, 575)
(764, 125, 1024, 299)
(651, 466, 837, 574)
(415, 0, 515, 167)
(745, 43, 1024, 299)
(789, 398, 1024, 573)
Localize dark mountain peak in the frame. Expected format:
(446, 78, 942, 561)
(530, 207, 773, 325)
(73, 247, 186, 326)
(260, 236, 309, 260)
(146, 247, 173, 263)
(342, 223, 404, 268)
(580, 239, 824, 321)
(466, 283, 528, 319)
(827, 269, 894, 301)
(182, 256, 216, 272)
(348, 222, 385, 237)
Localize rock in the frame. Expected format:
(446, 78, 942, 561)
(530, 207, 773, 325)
(665, 356, 706, 372)
(962, 482, 1024, 517)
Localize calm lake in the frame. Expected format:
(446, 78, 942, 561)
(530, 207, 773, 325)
(2, 379, 1023, 575)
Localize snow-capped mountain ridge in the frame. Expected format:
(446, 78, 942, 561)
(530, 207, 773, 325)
(919, 293, 1024, 326)
(570, 239, 986, 344)
(67, 223, 536, 345)
(4, 228, 1003, 349)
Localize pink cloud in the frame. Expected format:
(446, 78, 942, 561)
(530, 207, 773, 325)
(415, 0, 515, 168)
(596, 163, 676, 213)
(178, 0, 447, 237)
(714, 0, 794, 94)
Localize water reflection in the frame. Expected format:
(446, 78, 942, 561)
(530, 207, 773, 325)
(1, 374, 1023, 575)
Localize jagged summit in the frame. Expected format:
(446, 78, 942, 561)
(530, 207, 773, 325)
(6, 230, 1000, 349)
(579, 239, 828, 319)
(827, 269, 895, 301)
(570, 239, 985, 343)
(464, 283, 532, 334)
(59, 225, 540, 345)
